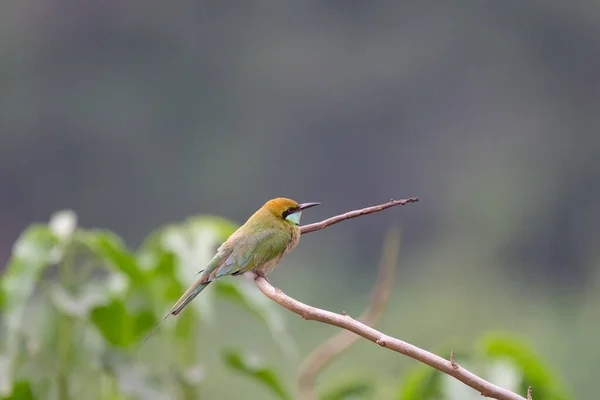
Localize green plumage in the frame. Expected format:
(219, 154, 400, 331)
(144, 197, 319, 340)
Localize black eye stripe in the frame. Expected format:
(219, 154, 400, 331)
(282, 206, 298, 219)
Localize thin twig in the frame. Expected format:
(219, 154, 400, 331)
(299, 197, 419, 234)
(254, 275, 525, 400)
(527, 386, 532, 400)
(450, 350, 458, 368)
(298, 228, 401, 400)
(253, 197, 527, 400)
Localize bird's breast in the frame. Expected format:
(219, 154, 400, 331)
(285, 228, 301, 253)
(258, 226, 300, 274)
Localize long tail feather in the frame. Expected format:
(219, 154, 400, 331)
(143, 279, 211, 342)
(143, 311, 170, 342)
(171, 281, 210, 315)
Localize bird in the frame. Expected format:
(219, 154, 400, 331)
(144, 197, 320, 340)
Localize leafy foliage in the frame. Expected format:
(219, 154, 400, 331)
(89, 299, 155, 347)
(0, 211, 292, 399)
(319, 377, 374, 400)
(479, 333, 571, 400)
(396, 335, 573, 400)
(222, 349, 291, 400)
(0, 381, 35, 400)
(214, 280, 297, 356)
(0, 210, 573, 399)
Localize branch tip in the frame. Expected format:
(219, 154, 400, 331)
(527, 386, 532, 400)
(300, 197, 418, 235)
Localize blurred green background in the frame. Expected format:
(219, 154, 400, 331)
(1, 1, 599, 399)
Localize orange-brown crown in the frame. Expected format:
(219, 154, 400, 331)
(263, 197, 300, 219)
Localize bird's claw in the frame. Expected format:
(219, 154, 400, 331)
(256, 272, 271, 284)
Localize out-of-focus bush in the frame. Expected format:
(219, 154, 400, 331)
(0, 211, 572, 399)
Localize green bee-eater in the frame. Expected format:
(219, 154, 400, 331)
(145, 197, 320, 340)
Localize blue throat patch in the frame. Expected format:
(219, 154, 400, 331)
(285, 211, 302, 225)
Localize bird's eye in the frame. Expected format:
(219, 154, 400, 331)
(282, 207, 295, 219)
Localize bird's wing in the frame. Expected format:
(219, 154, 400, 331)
(199, 244, 235, 281)
(203, 228, 289, 280)
(143, 228, 290, 341)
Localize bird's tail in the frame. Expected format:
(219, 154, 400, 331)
(170, 280, 211, 316)
(143, 279, 211, 342)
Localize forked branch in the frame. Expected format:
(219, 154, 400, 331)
(253, 197, 529, 400)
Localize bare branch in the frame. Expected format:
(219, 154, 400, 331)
(299, 197, 419, 234)
(527, 386, 533, 400)
(298, 228, 401, 400)
(254, 274, 526, 400)
(252, 197, 527, 400)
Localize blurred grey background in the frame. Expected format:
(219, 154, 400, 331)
(1, 1, 599, 397)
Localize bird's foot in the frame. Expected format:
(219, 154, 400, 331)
(256, 272, 271, 284)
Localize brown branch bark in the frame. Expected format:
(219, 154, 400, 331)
(254, 275, 526, 400)
(254, 197, 530, 400)
(297, 228, 401, 400)
(299, 197, 419, 234)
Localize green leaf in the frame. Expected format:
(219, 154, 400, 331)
(49, 282, 110, 318)
(90, 299, 155, 347)
(402, 347, 474, 400)
(139, 216, 238, 267)
(1, 225, 57, 314)
(77, 230, 143, 281)
(222, 349, 291, 400)
(138, 215, 238, 323)
(478, 333, 572, 400)
(100, 355, 172, 400)
(0, 286, 5, 311)
(214, 279, 297, 357)
(396, 366, 443, 400)
(0, 380, 35, 400)
(0, 225, 58, 394)
(148, 251, 180, 298)
(320, 379, 374, 400)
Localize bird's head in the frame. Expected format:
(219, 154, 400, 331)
(263, 197, 320, 226)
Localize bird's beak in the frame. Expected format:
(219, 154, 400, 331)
(298, 202, 320, 211)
